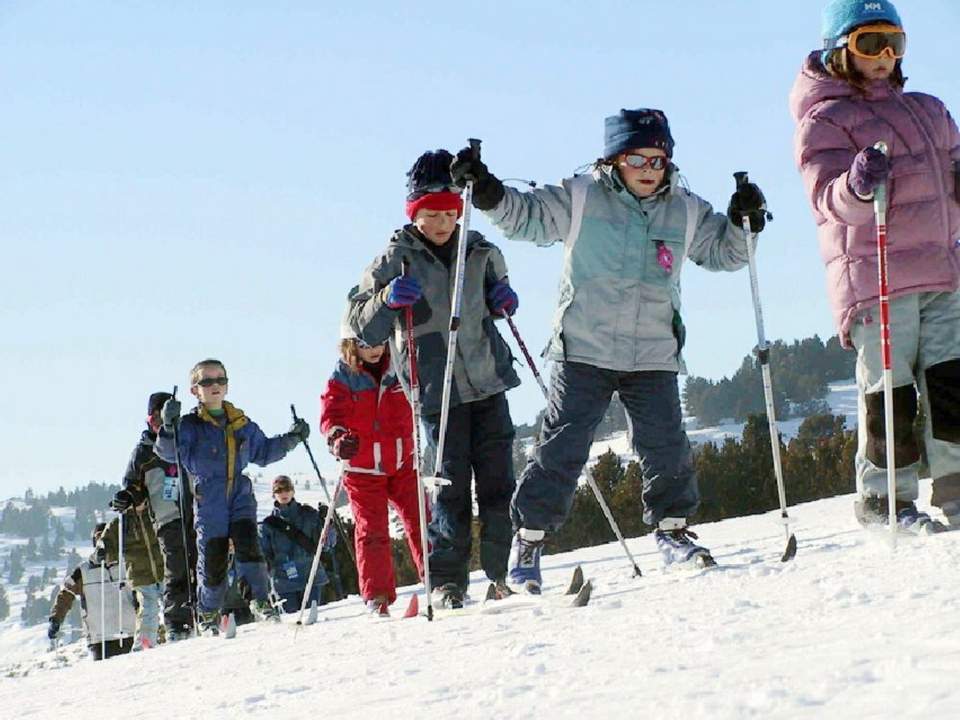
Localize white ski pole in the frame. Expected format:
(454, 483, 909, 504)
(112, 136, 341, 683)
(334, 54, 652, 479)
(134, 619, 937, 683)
(117, 513, 125, 642)
(100, 554, 106, 660)
(424, 138, 481, 497)
(734, 171, 797, 562)
(870, 142, 898, 547)
(294, 467, 346, 632)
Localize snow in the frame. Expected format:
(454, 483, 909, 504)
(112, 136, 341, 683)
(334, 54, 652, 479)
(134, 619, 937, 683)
(1, 480, 957, 719)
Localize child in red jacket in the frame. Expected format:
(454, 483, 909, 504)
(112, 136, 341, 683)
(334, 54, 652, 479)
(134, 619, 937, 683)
(320, 330, 427, 615)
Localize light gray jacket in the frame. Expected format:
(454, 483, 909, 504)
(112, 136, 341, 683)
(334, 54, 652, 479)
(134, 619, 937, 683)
(487, 165, 750, 372)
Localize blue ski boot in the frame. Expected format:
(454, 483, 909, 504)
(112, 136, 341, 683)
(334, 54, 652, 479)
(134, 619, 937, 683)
(507, 528, 545, 594)
(655, 519, 715, 568)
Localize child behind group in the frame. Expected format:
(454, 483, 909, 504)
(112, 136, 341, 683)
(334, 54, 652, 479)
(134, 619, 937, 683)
(321, 320, 426, 615)
(790, 0, 960, 532)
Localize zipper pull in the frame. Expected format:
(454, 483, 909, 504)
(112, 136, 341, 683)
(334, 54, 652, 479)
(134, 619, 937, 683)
(655, 241, 674, 273)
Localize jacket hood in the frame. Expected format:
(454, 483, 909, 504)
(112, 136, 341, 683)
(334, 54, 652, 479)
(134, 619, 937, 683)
(789, 51, 898, 122)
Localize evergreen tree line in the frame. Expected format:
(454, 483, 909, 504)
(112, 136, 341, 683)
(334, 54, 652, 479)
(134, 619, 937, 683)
(1, 482, 120, 540)
(683, 335, 855, 426)
(546, 412, 856, 555)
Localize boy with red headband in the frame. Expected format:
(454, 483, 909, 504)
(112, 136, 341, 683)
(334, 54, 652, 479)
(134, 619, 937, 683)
(348, 149, 521, 608)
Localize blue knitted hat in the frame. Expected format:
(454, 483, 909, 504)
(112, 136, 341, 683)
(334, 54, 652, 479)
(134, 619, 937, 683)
(822, 0, 902, 47)
(603, 109, 674, 160)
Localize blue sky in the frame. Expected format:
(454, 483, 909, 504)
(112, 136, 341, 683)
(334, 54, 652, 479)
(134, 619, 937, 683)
(2, 1, 957, 496)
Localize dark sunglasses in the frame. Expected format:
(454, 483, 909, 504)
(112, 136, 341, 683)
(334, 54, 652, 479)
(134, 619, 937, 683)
(196, 376, 228, 387)
(623, 154, 668, 170)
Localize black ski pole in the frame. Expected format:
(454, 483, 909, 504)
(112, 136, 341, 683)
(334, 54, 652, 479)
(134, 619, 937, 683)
(290, 404, 356, 567)
(171, 385, 201, 637)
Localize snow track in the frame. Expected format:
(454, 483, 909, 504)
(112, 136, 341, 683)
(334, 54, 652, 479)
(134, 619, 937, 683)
(2, 480, 957, 719)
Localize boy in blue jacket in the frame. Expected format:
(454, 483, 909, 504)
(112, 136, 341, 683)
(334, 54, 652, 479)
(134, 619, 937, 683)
(155, 358, 309, 633)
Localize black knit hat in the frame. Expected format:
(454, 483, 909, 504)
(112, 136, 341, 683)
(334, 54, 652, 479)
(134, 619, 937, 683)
(147, 392, 173, 416)
(406, 149, 457, 200)
(92, 522, 107, 546)
(603, 108, 675, 160)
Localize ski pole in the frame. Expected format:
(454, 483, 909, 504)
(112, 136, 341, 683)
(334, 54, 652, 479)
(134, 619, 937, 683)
(294, 467, 346, 631)
(505, 317, 549, 397)
(100, 552, 106, 660)
(403, 257, 435, 621)
(426, 138, 481, 496)
(117, 512, 125, 642)
(507, 316, 641, 576)
(290, 404, 356, 566)
(870, 142, 898, 547)
(171, 385, 201, 637)
(734, 172, 797, 563)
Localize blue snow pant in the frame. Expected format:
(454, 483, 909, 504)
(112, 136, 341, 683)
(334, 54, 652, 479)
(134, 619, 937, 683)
(422, 392, 516, 593)
(513, 362, 698, 531)
(194, 475, 269, 613)
(277, 586, 324, 614)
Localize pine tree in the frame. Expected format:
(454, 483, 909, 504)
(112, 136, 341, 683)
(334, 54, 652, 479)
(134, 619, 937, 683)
(0, 583, 9, 620)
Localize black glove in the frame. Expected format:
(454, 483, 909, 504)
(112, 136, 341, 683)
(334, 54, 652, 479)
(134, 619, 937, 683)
(110, 489, 136, 512)
(161, 397, 181, 431)
(289, 418, 310, 442)
(728, 182, 767, 233)
(450, 145, 505, 211)
(94, 546, 106, 564)
(47, 619, 61, 640)
(329, 430, 360, 460)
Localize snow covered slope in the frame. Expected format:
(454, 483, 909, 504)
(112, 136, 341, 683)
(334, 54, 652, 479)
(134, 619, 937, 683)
(2, 479, 956, 720)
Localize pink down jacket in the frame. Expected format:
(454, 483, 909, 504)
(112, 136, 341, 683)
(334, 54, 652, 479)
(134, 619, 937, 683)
(789, 51, 960, 345)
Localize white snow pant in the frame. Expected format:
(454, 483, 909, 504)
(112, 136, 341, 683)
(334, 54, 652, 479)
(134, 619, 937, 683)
(136, 582, 163, 647)
(849, 290, 960, 512)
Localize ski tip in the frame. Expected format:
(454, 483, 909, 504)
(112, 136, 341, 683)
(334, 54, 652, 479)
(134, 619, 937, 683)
(571, 579, 592, 607)
(402, 593, 420, 619)
(484, 583, 498, 603)
(781, 534, 798, 562)
(565, 565, 584, 595)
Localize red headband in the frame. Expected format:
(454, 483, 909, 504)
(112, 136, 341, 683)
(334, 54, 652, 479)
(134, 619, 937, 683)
(405, 191, 464, 221)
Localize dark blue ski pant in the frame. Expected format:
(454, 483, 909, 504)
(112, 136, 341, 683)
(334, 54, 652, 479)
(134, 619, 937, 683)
(422, 392, 515, 592)
(512, 362, 698, 531)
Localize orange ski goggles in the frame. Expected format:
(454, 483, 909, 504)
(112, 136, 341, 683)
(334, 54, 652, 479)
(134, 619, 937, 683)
(830, 24, 907, 59)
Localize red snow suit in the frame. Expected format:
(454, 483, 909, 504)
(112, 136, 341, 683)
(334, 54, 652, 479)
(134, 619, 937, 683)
(320, 351, 426, 604)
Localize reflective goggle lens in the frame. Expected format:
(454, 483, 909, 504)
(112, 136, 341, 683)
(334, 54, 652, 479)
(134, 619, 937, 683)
(624, 155, 667, 170)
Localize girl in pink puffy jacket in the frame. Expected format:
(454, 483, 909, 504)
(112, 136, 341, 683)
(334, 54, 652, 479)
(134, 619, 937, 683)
(790, 0, 960, 533)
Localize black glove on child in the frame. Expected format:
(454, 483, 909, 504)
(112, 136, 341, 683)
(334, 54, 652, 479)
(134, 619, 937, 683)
(450, 146, 505, 211)
(110, 489, 136, 512)
(328, 429, 360, 460)
(728, 182, 768, 233)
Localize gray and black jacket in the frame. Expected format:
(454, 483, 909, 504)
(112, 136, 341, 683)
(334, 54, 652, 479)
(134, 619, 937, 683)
(123, 429, 190, 530)
(349, 225, 520, 417)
